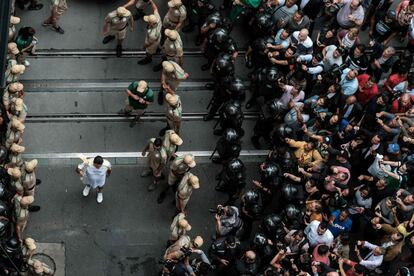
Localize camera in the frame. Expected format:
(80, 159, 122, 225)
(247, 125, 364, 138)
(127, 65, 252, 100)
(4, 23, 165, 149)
(180, 246, 193, 258)
(209, 205, 225, 216)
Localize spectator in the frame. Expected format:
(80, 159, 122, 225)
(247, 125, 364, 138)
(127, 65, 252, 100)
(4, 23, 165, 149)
(304, 220, 334, 247)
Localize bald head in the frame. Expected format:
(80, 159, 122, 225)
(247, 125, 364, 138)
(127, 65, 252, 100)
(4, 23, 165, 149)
(298, 29, 309, 41)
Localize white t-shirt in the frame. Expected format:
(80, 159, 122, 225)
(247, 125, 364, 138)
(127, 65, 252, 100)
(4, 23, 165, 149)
(78, 159, 112, 188)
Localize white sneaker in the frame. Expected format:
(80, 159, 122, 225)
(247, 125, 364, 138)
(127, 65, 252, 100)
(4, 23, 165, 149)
(23, 60, 30, 67)
(82, 185, 90, 197)
(97, 192, 103, 203)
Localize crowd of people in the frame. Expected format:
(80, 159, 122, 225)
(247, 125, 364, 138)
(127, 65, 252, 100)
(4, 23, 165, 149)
(2, 0, 414, 275)
(132, 0, 414, 275)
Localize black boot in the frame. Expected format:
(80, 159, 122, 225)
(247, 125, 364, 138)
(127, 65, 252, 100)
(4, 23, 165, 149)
(138, 55, 152, 65)
(28, 205, 41, 212)
(251, 135, 261, 149)
(203, 113, 214, 121)
(211, 157, 222, 164)
(157, 91, 164, 105)
(28, 3, 43, 10)
(102, 35, 115, 44)
(157, 191, 167, 204)
(153, 63, 163, 72)
(116, 45, 123, 57)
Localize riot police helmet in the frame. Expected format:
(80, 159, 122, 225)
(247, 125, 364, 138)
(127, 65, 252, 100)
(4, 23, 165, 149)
(281, 183, 299, 201)
(0, 200, 9, 217)
(242, 189, 260, 204)
(5, 236, 20, 252)
(0, 146, 7, 164)
(226, 158, 244, 173)
(213, 28, 229, 44)
(283, 204, 302, 220)
(223, 128, 240, 142)
(266, 67, 280, 82)
(252, 233, 268, 248)
(261, 162, 280, 179)
(0, 218, 9, 238)
(274, 124, 294, 139)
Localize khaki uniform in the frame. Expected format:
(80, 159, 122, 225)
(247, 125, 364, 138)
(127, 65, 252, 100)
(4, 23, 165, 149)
(166, 96, 182, 134)
(10, 178, 24, 194)
(162, 130, 178, 160)
(145, 11, 162, 55)
(142, 138, 168, 177)
(164, 235, 191, 260)
(175, 172, 195, 211)
(105, 10, 134, 40)
(9, 25, 16, 43)
(13, 195, 29, 231)
(21, 167, 37, 197)
(168, 156, 190, 186)
(44, 0, 68, 27)
(163, 61, 187, 91)
(8, 153, 24, 168)
(5, 61, 19, 85)
(162, 34, 183, 65)
(5, 127, 23, 149)
(3, 86, 21, 110)
(163, 5, 187, 31)
(169, 212, 187, 241)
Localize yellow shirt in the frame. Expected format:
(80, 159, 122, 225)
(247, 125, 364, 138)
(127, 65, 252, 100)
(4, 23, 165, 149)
(288, 140, 323, 167)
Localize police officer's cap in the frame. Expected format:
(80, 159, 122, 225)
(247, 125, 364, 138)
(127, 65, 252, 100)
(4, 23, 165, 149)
(162, 61, 175, 73)
(165, 93, 179, 106)
(168, 0, 182, 8)
(10, 16, 20, 25)
(165, 29, 178, 40)
(116, 7, 131, 17)
(143, 14, 158, 24)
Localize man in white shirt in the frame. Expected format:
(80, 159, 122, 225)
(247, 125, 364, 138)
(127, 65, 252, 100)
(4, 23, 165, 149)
(304, 220, 334, 247)
(355, 240, 384, 271)
(76, 155, 112, 204)
(278, 81, 305, 110)
(322, 45, 344, 71)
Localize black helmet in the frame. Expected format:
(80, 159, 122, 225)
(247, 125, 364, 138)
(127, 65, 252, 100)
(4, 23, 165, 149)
(261, 162, 280, 179)
(228, 78, 246, 100)
(0, 146, 7, 164)
(206, 12, 222, 26)
(252, 233, 268, 248)
(283, 204, 302, 220)
(0, 200, 9, 217)
(213, 28, 229, 44)
(255, 13, 273, 34)
(215, 53, 235, 75)
(223, 128, 240, 142)
(261, 214, 283, 235)
(266, 67, 280, 82)
(226, 158, 244, 173)
(242, 189, 260, 204)
(279, 155, 297, 173)
(5, 237, 20, 252)
(223, 101, 241, 117)
(267, 99, 284, 117)
(274, 124, 294, 139)
(0, 183, 7, 200)
(281, 183, 299, 201)
(0, 218, 9, 238)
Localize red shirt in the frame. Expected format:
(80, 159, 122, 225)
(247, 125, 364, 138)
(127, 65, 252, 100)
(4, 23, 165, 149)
(355, 74, 379, 106)
(384, 73, 407, 92)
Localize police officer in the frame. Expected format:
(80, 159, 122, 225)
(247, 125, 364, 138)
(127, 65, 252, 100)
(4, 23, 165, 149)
(13, 194, 34, 242)
(251, 98, 285, 149)
(9, 16, 20, 43)
(208, 235, 241, 273)
(260, 213, 285, 242)
(251, 233, 275, 265)
(118, 80, 154, 127)
(153, 29, 183, 71)
(202, 28, 238, 71)
(7, 167, 23, 194)
(3, 82, 23, 111)
(182, 0, 215, 38)
(252, 161, 281, 208)
(5, 118, 24, 150)
(10, 98, 27, 123)
(138, 0, 161, 65)
(211, 128, 242, 164)
(21, 159, 41, 212)
(158, 154, 196, 203)
(141, 137, 168, 191)
(160, 93, 182, 136)
(175, 172, 200, 213)
(102, 7, 134, 57)
(240, 189, 263, 240)
(205, 52, 235, 90)
(8, 143, 25, 168)
(159, 61, 189, 105)
(245, 66, 282, 109)
(245, 36, 274, 70)
(42, 0, 68, 34)
(163, 0, 187, 32)
(215, 158, 246, 205)
(204, 75, 245, 122)
(169, 212, 192, 245)
(6, 64, 25, 85)
(250, 10, 274, 38)
(212, 100, 244, 136)
(162, 129, 183, 160)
